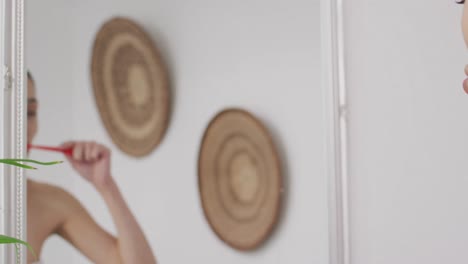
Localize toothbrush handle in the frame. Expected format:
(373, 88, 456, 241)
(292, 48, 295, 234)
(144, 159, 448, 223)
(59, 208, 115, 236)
(28, 144, 73, 156)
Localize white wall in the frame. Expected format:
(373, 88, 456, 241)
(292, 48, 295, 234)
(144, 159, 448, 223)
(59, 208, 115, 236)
(27, 0, 326, 263)
(344, 1, 468, 264)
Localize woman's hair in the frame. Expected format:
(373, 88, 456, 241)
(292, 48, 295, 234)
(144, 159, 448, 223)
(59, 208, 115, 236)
(27, 71, 34, 83)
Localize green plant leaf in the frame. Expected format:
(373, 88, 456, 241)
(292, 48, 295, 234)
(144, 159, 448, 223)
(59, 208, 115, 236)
(0, 159, 37, 170)
(6, 159, 63, 166)
(0, 158, 63, 170)
(0, 235, 37, 259)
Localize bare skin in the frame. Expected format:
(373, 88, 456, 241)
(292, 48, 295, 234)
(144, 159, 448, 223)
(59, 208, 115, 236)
(461, 2, 468, 93)
(26, 77, 157, 264)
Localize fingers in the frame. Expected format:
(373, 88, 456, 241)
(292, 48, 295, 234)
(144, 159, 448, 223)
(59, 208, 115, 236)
(85, 142, 93, 161)
(61, 141, 75, 149)
(90, 143, 99, 161)
(65, 141, 110, 163)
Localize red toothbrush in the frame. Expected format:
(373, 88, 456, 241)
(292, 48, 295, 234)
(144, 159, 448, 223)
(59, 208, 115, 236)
(28, 144, 73, 156)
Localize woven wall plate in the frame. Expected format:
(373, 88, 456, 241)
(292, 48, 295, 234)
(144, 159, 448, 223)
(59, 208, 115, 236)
(91, 17, 170, 157)
(198, 108, 283, 251)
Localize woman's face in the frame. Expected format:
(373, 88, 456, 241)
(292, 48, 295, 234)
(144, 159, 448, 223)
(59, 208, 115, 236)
(27, 77, 38, 147)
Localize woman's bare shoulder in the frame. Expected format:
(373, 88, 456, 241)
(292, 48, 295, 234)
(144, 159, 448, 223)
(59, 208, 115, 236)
(28, 180, 82, 213)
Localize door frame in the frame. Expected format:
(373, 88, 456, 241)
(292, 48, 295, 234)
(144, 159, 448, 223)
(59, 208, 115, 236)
(322, 0, 350, 263)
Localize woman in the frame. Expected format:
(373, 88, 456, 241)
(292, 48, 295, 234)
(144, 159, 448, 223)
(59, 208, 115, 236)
(460, 0, 468, 94)
(26, 72, 157, 264)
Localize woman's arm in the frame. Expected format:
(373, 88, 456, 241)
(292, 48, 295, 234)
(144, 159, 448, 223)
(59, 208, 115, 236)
(59, 141, 156, 264)
(98, 176, 156, 263)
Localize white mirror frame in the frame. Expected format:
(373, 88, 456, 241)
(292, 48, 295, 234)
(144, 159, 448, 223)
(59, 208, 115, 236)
(0, 0, 27, 263)
(322, 0, 350, 264)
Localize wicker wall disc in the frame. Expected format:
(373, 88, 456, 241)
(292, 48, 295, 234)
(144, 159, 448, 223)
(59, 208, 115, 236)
(91, 17, 170, 157)
(198, 108, 283, 251)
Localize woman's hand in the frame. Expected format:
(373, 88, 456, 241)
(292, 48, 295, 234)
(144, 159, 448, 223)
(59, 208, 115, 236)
(62, 141, 112, 191)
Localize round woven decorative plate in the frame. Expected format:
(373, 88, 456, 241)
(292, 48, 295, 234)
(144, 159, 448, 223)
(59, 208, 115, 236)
(91, 17, 170, 157)
(198, 108, 283, 251)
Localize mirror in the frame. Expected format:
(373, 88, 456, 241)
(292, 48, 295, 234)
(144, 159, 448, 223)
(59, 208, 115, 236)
(22, 0, 328, 263)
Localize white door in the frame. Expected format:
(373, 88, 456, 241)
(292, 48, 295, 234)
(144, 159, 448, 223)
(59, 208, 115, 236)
(344, 1, 468, 264)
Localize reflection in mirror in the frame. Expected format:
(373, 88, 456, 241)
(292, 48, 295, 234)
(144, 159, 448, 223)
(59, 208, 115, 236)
(25, 0, 324, 263)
